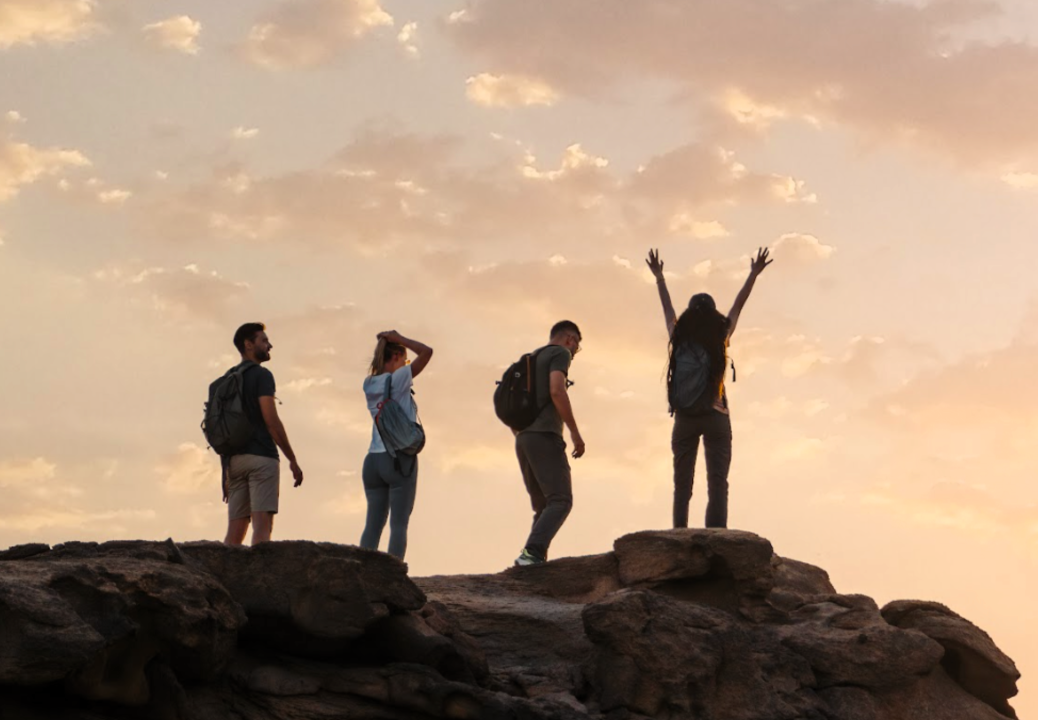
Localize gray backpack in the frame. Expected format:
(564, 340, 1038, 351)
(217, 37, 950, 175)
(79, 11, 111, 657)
(669, 342, 716, 415)
(374, 374, 425, 457)
(202, 362, 257, 456)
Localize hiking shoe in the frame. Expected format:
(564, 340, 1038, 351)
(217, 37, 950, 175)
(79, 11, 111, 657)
(514, 548, 546, 567)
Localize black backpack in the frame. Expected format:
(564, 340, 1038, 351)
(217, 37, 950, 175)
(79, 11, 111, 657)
(201, 362, 257, 456)
(494, 348, 548, 431)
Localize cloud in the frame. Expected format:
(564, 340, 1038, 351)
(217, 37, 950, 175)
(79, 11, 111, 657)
(0, 508, 157, 533)
(0, 457, 57, 487)
(137, 127, 814, 252)
(397, 21, 418, 58)
(284, 377, 333, 392)
(627, 145, 815, 209)
(0, 134, 90, 201)
(231, 126, 260, 140)
(773, 233, 835, 264)
(156, 443, 220, 495)
(239, 0, 393, 70)
(863, 481, 1038, 542)
(142, 15, 201, 55)
(0, 456, 154, 534)
(5, 110, 25, 124)
(93, 263, 250, 323)
(772, 437, 826, 463)
(466, 73, 560, 108)
(96, 187, 131, 204)
(0, 0, 100, 49)
(447, 0, 1038, 166)
(668, 215, 728, 240)
(722, 89, 788, 132)
(1001, 171, 1038, 190)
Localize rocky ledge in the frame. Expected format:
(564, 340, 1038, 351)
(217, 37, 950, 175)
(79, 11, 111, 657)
(0, 530, 1020, 719)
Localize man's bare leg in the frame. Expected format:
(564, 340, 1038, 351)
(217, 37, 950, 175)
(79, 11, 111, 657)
(225, 518, 250, 545)
(251, 511, 274, 545)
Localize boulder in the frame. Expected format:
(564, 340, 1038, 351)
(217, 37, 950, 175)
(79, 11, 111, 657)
(180, 541, 425, 656)
(882, 600, 1020, 718)
(0, 554, 244, 704)
(780, 594, 944, 689)
(612, 529, 775, 615)
(772, 556, 836, 596)
(582, 589, 821, 720)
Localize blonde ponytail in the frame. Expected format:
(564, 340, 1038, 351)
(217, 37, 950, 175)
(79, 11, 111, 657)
(369, 338, 406, 376)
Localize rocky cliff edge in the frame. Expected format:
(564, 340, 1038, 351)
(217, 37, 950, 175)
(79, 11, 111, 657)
(0, 530, 1021, 719)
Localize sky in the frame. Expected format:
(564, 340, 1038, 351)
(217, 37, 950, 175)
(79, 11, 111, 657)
(0, 0, 1035, 714)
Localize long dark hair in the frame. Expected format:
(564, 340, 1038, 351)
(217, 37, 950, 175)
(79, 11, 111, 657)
(667, 294, 728, 400)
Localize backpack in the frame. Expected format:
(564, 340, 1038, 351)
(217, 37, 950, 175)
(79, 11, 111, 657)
(201, 362, 257, 456)
(669, 342, 719, 416)
(374, 374, 426, 457)
(494, 348, 548, 431)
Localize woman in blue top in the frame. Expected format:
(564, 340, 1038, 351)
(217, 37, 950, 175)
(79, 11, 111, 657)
(360, 330, 433, 559)
(647, 248, 772, 529)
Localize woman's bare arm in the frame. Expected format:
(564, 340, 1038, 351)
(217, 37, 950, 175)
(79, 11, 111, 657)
(377, 330, 434, 377)
(646, 248, 678, 336)
(727, 247, 773, 338)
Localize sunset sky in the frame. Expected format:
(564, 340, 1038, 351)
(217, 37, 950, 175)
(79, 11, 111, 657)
(1, 0, 1035, 713)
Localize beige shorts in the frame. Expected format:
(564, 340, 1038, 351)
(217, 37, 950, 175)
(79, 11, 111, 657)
(227, 454, 280, 520)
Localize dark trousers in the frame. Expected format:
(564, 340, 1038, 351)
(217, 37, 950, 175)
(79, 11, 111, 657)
(516, 431, 573, 559)
(672, 411, 732, 529)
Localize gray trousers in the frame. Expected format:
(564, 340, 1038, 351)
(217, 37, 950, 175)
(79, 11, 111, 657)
(672, 410, 732, 529)
(360, 452, 418, 559)
(516, 431, 573, 559)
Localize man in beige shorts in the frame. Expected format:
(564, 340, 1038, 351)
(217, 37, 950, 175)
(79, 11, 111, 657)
(223, 322, 304, 545)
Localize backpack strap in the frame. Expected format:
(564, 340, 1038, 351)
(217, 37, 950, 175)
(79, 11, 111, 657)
(375, 373, 396, 458)
(229, 360, 257, 377)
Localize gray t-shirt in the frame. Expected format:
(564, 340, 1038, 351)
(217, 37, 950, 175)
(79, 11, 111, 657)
(518, 345, 572, 437)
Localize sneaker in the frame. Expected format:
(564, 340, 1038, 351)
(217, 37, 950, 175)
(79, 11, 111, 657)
(514, 548, 546, 567)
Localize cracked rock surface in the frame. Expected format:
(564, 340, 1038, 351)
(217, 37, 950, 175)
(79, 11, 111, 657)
(0, 531, 1020, 719)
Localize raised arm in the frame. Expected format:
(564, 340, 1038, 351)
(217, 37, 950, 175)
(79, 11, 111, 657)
(726, 247, 773, 338)
(646, 249, 678, 336)
(377, 330, 434, 377)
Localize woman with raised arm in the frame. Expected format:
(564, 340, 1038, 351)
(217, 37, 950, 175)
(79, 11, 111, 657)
(646, 248, 772, 529)
(360, 330, 433, 559)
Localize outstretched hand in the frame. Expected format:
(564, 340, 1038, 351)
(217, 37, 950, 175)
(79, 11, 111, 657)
(750, 247, 773, 276)
(645, 248, 665, 279)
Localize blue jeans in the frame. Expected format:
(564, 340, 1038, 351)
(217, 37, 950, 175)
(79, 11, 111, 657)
(360, 452, 418, 559)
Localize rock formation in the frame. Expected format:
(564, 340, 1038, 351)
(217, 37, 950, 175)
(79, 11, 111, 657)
(0, 530, 1020, 719)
